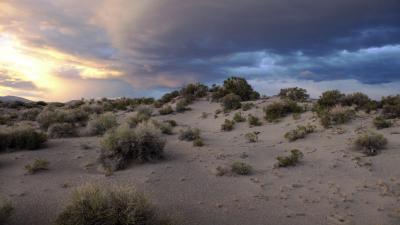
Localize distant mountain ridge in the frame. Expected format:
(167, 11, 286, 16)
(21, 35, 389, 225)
(0, 96, 32, 103)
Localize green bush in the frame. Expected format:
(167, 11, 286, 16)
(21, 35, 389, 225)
(279, 87, 309, 102)
(87, 112, 118, 135)
(319, 105, 355, 128)
(178, 127, 200, 141)
(263, 101, 303, 122)
(230, 161, 252, 175)
(100, 123, 165, 171)
(245, 132, 259, 143)
(284, 124, 315, 142)
(221, 93, 241, 112)
(0, 199, 13, 224)
(373, 116, 392, 129)
(317, 90, 345, 109)
(223, 77, 260, 101)
(381, 95, 400, 118)
(55, 184, 172, 225)
(342, 92, 371, 109)
(221, 119, 235, 131)
(25, 158, 49, 174)
(37, 108, 89, 129)
(180, 83, 208, 99)
(233, 112, 246, 122)
(210, 86, 230, 101)
(158, 105, 173, 115)
(152, 121, 173, 135)
(248, 114, 262, 127)
(48, 123, 77, 138)
(160, 90, 180, 104)
(0, 125, 47, 152)
(193, 138, 204, 147)
(355, 132, 388, 156)
(276, 149, 303, 167)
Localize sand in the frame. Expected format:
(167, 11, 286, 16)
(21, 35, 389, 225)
(1, 97, 400, 225)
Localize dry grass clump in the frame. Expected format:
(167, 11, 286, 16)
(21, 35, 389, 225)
(248, 114, 262, 127)
(0, 125, 47, 152)
(279, 87, 309, 102)
(233, 112, 246, 122)
(221, 119, 235, 131)
(0, 199, 14, 224)
(48, 123, 77, 138)
(100, 123, 165, 171)
(284, 124, 316, 142)
(87, 112, 118, 135)
(263, 101, 303, 122)
(276, 149, 303, 167)
(25, 158, 49, 174)
(158, 105, 173, 115)
(245, 131, 260, 143)
(373, 116, 392, 129)
(221, 93, 242, 112)
(319, 105, 355, 128)
(355, 132, 388, 156)
(55, 184, 173, 225)
(230, 161, 252, 175)
(178, 127, 200, 141)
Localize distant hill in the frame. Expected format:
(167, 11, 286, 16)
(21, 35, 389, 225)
(0, 96, 32, 103)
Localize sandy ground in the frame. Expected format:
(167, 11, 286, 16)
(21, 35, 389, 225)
(1, 97, 400, 225)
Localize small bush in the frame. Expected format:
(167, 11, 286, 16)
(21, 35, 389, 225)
(178, 127, 200, 141)
(317, 90, 345, 109)
(355, 132, 388, 156)
(136, 105, 153, 117)
(100, 123, 165, 171)
(221, 119, 235, 131)
(230, 161, 252, 175)
(20, 108, 41, 121)
(0, 199, 13, 224)
(241, 102, 254, 111)
(248, 114, 262, 127)
(201, 112, 208, 119)
(233, 112, 246, 122)
(0, 126, 47, 152)
(25, 158, 49, 174)
(175, 99, 189, 112)
(263, 101, 303, 122)
(245, 131, 259, 143)
(164, 120, 177, 127)
(373, 116, 392, 129)
(221, 93, 241, 112)
(223, 77, 260, 101)
(284, 124, 316, 142)
(319, 105, 355, 128)
(160, 90, 180, 104)
(279, 87, 309, 102)
(276, 149, 303, 167)
(158, 105, 173, 115)
(87, 112, 118, 135)
(180, 83, 208, 99)
(381, 95, 400, 119)
(55, 184, 172, 225)
(193, 138, 204, 147)
(48, 123, 77, 138)
(153, 121, 173, 135)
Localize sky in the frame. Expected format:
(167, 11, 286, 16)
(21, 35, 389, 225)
(0, 0, 399, 101)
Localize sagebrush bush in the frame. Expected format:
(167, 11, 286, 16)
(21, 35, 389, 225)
(263, 101, 303, 122)
(193, 138, 204, 147)
(221, 119, 235, 131)
(164, 120, 177, 127)
(233, 112, 246, 122)
(230, 161, 252, 175)
(175, 99, 189, 112)
(248, 114, 262, 127)
(159, 105, 173, 115)
(319, 105, 355, 128)
(55, 184, 172, 225)
(87, 112, 118, 135)
(381, 95, 400, 119)
(276, 149, 303, 167)
(223, 77, 260, 101)
(279, 87, 309, 102)
(221, 93, 241, 112)
(178, 127, 200, 141)
(355, 132, 388, 156)
(160, 90, 180, 104)
(152, 120, 173, 135)
(211, 86, 230, 102)
(245, 132, 259, 143)
(180, 83, 208, 99)
(241, 102, 254, 111)
(136, 105, 153, 117)
(100, 123, 165, 171)
(48, 123, 77, 138)
(37, 108, 89, 129)
(316, 90, 345, 109)
(20, 108, 41, 121)
(342, 92, 371, 109)
(0, 125, 47, 152)
(373, 116, 392, 129)
(284, 124, 316, 142)
(25, 158, 49, 174)
(0, 199, 13, 224)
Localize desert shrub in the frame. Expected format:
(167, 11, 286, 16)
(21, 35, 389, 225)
(342, 92, 371, 109)
(87, 112, 118, 135)
(263, 101, 303, 122)
(48, 123, 77, 138)
(164, 120, 177, 127)
(178, 127, 200, 141)
(100, 123, 165, 171)
(241, 102, 254, 111)
(284, 124, 316, 142)
(20, 108, 41, 121)
(160, 90, 180, 104)
(0, 199, 13, 224)
(279, 87, 309, 102)
(233, 112, 246, 122)
(230, 161, 252, 175)
(136, 105, 153, 117)
(201, 112, 208, 119)
(221, 93, 241, 112)
(175, 99, 189, 112)
(193, 138, 204, 147)
(0, 126, 47, 152)
(223, 77, 260, 101)
(373, 116, 392, 129)
(276, 149, 303, 167)
(292, 113, 301, 120)
(37, 108, 89, 129)
(152, 121, 173, 135)
(381, 95, 400, 118)
(55, 184, 172, 225)
(355, 132, 388, 156)
(80, 104, 104, 115)
(248, 114, 262, 127)
(25, 158, 49, 174)
(317, 90, 345, 109)
(210, 86, 230, 101)
(221, 119, 235, 131)
(159, 105, 173, 115)
(245, 131, 259, 143)
(180, 83, 208, 99)
(319, 105, 355, 128)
